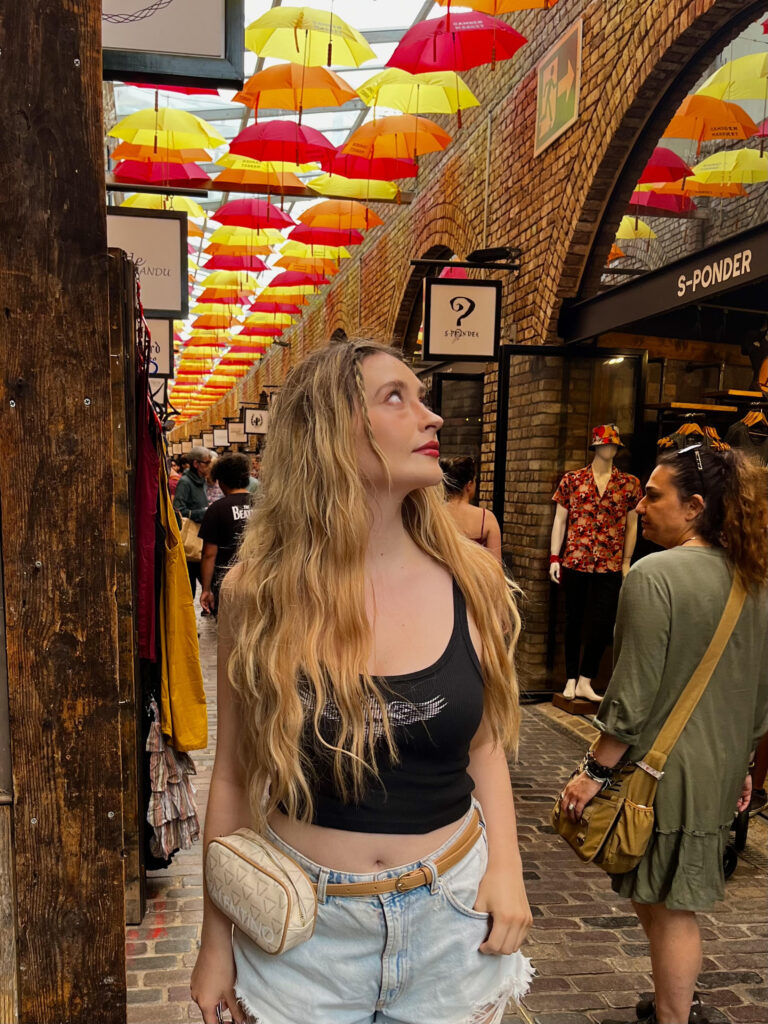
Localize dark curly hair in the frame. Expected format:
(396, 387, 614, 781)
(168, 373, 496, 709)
(658, 446, 768, 591)
(439, 456, 476, 497)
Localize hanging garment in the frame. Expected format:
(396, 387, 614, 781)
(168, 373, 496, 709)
(158, 460, 208, 752)
(657, 422, 729, 451)
(552, 466, 641, 573)
(136, 387, 161, 660)
(145, 698, 201, 859)
(725, 418, 768, 466)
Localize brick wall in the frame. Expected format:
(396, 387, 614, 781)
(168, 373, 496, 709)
(174, 0, 768, 687)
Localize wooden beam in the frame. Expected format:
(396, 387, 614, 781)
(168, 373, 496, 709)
(0, 3, 126, 1022)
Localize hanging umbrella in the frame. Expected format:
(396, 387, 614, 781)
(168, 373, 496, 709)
(275, 255, 340, 275)
(305, 173, 399, 201)
(663, 95, 758, 152)
(637, 146, 693, 185)
(319, 150, 419, 180)
(237, 326, 286, 337)
(615, 215, 656, 240)
(343, 115, 452, 163)
(109, 108, 226, 149)
(212, 198, 295, 230)
(268, 271, 329, 288)
(691, 148, 768, 184)
(606, 244, 626, 263)
(121, 194, 206, 218)
(387, 13, 527, 74)
(203, 255, 271, 272)
(125, 82, 220, 96)
(248, 300, 305, 314)
(243, 312, 296, 325)
(245, 6, 376, 68)
(299, 199, 383, 230)
(211, 167, 305, 191)
(436, 0, 557, 9)
(198, 289, 254, 304)
(202, 271, 262, 289)
(289, 224, 364, 247)
(192, 314, 242, 330)
(635, 176, 748, 198)
(257, 291, 310, 306)
(696, 53, 768, 102)
(230, 120, 335, 165)
(209, 226, 285, 247)
(358, 68, 479, 127)
(113, 160, 210, 186)
(111, 141, 212, 162)
(191, 302, 247, 315)
(205, 242, 275, 257)
(281, 241, 351, 259)
(235, 63, 358, 122)
(628, 190, 697, 215)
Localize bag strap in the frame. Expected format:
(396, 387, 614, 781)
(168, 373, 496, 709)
(640, 575, 746, 775)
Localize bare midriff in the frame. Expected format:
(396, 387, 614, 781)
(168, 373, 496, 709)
(267, 808, 465, 873)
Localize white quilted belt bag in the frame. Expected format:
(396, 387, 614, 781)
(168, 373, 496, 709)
(205, 829, 318, 955)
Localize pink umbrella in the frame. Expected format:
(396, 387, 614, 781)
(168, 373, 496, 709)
(638, 147, 693, 185)
(113, 160, 210, 186)
(202, 255, 270, 272)
(124, 82, 220, 96)
(230, 119, 335, 164)
(629, 191, 697, 215)
(236, 326, 285, 337)
(289, 224, 364, 246)
(248, 301, 303, 314)
(387, 13, 526, 74)
(212, 198, 295, 230)
(269, 270, 330, 287)
(319, 150, 419, 180)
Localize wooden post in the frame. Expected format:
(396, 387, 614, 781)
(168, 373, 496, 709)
(0, 3, 126, 1022)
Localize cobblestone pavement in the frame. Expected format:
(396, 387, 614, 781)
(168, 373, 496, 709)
(127, 615, 768, 1024)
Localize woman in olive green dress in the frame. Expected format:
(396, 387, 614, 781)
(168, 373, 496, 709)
(561, 445, 768, 1024)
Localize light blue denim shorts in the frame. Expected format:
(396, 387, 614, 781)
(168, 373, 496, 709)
(233, 799, 533, 1024)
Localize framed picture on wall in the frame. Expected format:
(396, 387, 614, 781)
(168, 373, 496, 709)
(102, 0, 245, 89)
(192, 436, 203, 447)
(244, 408, 270, 434)
(213, 427, 229, 447)
(107, 208, 188, 318)
(202, 432, 215, 449)
(181, 440, 193, 453)
(146, 318, 173, 377)
(423, 279, 501, 362)
(228, 421, 247, 443)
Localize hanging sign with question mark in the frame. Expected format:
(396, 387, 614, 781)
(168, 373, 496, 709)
(423, 279, 502, 362)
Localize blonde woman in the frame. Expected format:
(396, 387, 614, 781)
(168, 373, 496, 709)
(191, 341, 533, 1024)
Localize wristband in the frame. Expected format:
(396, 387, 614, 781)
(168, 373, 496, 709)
(549, 555, 562, 565)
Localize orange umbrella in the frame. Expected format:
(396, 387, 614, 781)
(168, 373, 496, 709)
(258, 291, 310, 306)
(663, 95, 758, 153)
(235, 63, 357, 122)
(211, 167, 305, 191)
(606, 244, 626, 263)
(343, 114, 452, 162)
(637, 178, 748, 198)
(299, 199, 383, 230)
(275, 256, 340, 275)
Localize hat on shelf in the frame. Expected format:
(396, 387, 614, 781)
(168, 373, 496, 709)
(590, 424, 622, 448)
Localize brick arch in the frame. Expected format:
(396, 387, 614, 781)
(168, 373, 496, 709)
(390, 243, 455, 354)
(542, 0, 768, 341)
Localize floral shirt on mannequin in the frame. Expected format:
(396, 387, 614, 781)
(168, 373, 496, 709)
(553, 466, 641, 573)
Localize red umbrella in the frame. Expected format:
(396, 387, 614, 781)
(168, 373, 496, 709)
(236, 326, 285, 337)
(289, 224, 364, 246)
(638, 147, 693, 185)
(319, 150, 419, 180)
(112, 159, 210, 186)
(230, 120, 335, 164)
(197, 289, 253, 305)
(124, 82, 220, 96)
(212, 198, 295, 230)
(387, 13, 527, 74)
(629, 190, 697, 215)
(268, 271, 330, 287)
(203, 255, 270, 272)
(227, 345, 269, 353)
(248, 301, 303, 314)
(759, 118, 768, 138)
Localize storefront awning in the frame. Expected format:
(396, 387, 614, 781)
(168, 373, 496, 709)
(560, 222, 768, 345)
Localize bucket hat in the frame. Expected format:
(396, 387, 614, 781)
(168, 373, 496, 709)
(590, 423, 622, 448)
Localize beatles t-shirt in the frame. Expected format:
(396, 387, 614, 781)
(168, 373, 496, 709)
(198, 493, 252, 576)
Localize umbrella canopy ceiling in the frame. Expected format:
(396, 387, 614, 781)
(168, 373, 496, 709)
(234, 63, 358, 116)
(245, 7, 376, 67)
(387, 13, 527, 74)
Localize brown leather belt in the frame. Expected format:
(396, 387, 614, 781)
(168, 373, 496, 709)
(318, 809, 483, 897)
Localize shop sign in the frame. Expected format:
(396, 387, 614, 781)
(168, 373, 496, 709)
(213, 428, 229, 447)
(244, 409, 271, 434)
(148, 376, 166, 407)
(146, 318, 173, 377)
(102, 0, 244, 89)
(675, 248, 754, 300)
(228, 421, 247, 443)
(534, 19, 582, 156)
(423, 279, 501, 362)
(202, 432, 215, 449)
(107, 208, 188, 318)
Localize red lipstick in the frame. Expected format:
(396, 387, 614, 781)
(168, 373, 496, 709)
(415, 441, 440, 457)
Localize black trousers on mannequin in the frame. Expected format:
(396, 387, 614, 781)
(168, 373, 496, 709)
(562, 568, 623, 680)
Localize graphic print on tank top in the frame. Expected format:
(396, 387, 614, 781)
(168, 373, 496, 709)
(298, 680, 448, 741)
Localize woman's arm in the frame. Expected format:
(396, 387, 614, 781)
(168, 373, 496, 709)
(485, 510, 503, 563)
(191, 575, 251, 1024)
(468, 714, 532, 955)
(200, 541, 218, 613)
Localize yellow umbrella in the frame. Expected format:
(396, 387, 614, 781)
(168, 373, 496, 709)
(202, 271, 262, 289)
(691, 148, 768, 184)
(615, 216, 656, 240)
(306, 173, 399, 201)
(109, 108, 226, 149)
(436, 0, 558, 9)
(281, 241, 351, 259)
(192, 303, 247, 315)
(696, 53, 768, 102)
(634, 177, 748, 198)
(208, 225, 285, 246)
(358, 69, 479, 126)
(121, 194, 206, 218)
(261, 284, 318, 295)
(245, 7, 376, 68)
(243, 312, 296, 326)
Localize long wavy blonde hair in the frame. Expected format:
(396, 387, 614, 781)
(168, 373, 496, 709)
(228, 340, 522, 831)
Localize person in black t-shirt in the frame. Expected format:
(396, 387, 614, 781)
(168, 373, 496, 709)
(199, 454, 252, 616)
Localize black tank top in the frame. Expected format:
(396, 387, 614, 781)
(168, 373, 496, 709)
(300, 580, 485, 833)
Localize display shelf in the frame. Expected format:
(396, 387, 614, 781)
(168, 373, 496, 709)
(704, 390, 765, 402)
(645, 401, 738, 413)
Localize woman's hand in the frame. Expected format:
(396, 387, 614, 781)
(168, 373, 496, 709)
(561, 771, 603, 823)
(190, 942, 245, 1024)
(474, 864, 533, 955)
(736, 773, 752, 814)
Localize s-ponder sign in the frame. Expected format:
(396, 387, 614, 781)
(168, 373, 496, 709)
(423, 279, 501, 362)
(677, 249, 753, 298)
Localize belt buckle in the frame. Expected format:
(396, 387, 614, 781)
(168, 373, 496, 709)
(395, 868, 422, 893)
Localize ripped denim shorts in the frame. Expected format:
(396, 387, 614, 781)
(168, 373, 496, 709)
(233, 799, 533, 1024)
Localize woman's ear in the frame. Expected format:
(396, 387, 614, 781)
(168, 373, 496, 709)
(685, 494, 706, 521)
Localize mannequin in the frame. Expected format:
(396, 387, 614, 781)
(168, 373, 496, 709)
(549, 425, 640, 703)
